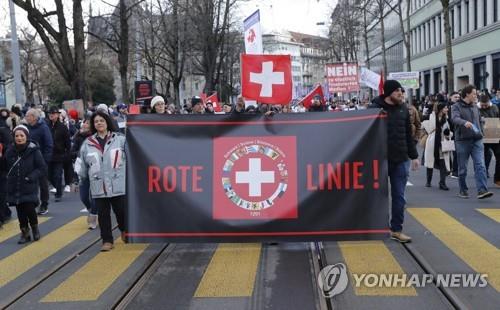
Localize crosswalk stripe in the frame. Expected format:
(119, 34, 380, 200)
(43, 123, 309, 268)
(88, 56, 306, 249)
(0, 217, 88, 288)
(409, 208, 500, 292)
(0, 217, 50, 244)
(339, 241, 418, 296)
(194, 243, 261, 297)
(41, 239, 148, 302)
(477, 209, 500, 223)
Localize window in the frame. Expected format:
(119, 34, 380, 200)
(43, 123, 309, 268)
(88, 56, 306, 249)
(483, 0, 487, 26)
(494, 0, 498, 22)
(465, 1, 469, 33)
(474, 0, 478, 29)
(473, 57, 487, 91)
(492, 53, 500, 89)
(434, 69, 441, 93)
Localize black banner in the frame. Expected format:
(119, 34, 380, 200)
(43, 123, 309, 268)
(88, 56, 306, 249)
(125, 109, 389, 242)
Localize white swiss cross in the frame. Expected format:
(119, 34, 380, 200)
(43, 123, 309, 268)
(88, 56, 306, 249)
(236, 158, 275, 197)
(250, 61, 285, 97)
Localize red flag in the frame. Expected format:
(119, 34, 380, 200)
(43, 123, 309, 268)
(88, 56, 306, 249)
(299, 84, 325, 109)
(206, 92, 221, 112)
(378, 70, 384, 95)
(241, 54, 292, 105)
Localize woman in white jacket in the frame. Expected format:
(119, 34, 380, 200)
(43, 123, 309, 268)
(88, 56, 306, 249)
(77, 111, 126, 251)
(422, 101, 453, 190)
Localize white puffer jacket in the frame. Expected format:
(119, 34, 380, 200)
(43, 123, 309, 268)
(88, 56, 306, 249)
(76, 132, 126, 198)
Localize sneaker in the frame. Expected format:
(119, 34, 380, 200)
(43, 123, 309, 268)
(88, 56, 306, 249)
(406, 181, 413, 186)
(458, 191, 469, 199)
(64, 185, 71, 193)
(87, 214, 98, 230)
(494, 181, 500, 188)
(54, 196, 62, 202)
(477, 191, 493, 199)
(38, 207, 48, 215)
(50, 188, 57, 193)
(390, 231, 412, 243)
(450, 174, 458, 179)
(101, 242, 114, 252)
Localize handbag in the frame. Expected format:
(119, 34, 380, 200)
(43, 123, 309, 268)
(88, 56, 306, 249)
(441, 139, 455, 152)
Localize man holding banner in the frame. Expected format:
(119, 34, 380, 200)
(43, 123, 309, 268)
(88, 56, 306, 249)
(370, 80, 419, 243)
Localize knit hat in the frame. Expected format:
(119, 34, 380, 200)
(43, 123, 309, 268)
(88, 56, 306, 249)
(96, 104, 110, 115)
(383, 80, 403, 97)
(13, 124, 30, 137)
(151, 96, 165, 109)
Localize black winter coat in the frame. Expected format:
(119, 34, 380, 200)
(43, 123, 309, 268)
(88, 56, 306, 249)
(70, 131, 92, 160)
(48, 120, 71, 162)
(370, 96, 419, 163)
(4, 142, 47, 205)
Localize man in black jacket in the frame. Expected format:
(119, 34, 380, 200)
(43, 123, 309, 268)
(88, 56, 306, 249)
(370, 80, 419, 243)
(47, 106, 71, 202)
(0, 124, 12, 227)
(25, 108, 53, 214)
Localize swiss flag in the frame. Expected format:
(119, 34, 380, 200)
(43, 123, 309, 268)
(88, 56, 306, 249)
(299, 84, 325, 109)
(241, 54, 292, 105)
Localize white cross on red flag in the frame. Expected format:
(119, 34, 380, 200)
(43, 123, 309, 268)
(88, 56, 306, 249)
(241, 54, 292, 105)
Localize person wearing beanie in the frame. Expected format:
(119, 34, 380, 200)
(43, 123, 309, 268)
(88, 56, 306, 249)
(369, 79, 419, 243)
(478, 93, 500, 186)
(421, 101, 453, 190)
(4, 125, 47, 243)
(150, 96, 166, 114)
(451, 84, 493, 199)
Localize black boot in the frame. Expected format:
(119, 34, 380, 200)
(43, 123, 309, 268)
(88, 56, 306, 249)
(439, 182, 449, 191)
(426, 169, 432, 187)
(18, 227, 31, 244)
(31, 224, 40, 241)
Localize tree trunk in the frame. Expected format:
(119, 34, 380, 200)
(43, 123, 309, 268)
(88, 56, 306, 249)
(380, 2, 388, 79)
(73, 0, 86, 105)
(119, 0, 130, 104)
(442, 0, 454, 92)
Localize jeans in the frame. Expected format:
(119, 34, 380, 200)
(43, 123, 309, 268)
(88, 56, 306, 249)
(48, 162, 64, 198)
(388, 161, 409, 232)
(79, 178, 97, 215)
(456, 139, 488, 193)
(96, 196, 126, 244)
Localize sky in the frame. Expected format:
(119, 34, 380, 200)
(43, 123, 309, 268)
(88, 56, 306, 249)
(0, 0, 336, 38)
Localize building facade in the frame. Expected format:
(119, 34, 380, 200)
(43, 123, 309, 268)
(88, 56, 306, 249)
(409, 0, 500, 96)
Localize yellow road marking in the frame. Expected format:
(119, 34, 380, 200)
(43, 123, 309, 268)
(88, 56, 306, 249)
(0, 217, 88, 287)
(409, 208, 500, 292)
(0, 217, 50, 243)
(194, 243, 261, 297)
(339, 241, 417, 296)
(42, 239, 148, 302)
(477, 209, 500, 223)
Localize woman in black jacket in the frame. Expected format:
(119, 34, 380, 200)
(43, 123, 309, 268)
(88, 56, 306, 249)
(4, 125, 48, 244)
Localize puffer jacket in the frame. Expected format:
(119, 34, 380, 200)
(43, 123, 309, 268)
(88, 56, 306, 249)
(369, 96, 418, 163)
(77, 132, 126, 198)
(4, 141, 47, 205)
(451, 99, 483, 141)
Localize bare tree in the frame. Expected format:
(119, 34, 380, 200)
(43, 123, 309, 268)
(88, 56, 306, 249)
(87, 0, 144, 104)
(374, 0, 388, 78)
(188, 0, 238, 93)
(329, 0, 362, 62)
(441, 0, 454, 92)
(13, 0, 87, 104)
(18, 28, 48, 105)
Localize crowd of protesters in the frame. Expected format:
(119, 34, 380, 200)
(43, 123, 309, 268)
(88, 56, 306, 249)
(0, 81, 497, 249)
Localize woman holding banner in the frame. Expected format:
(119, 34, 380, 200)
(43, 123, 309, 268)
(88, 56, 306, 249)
(77, 111, 127, 252)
